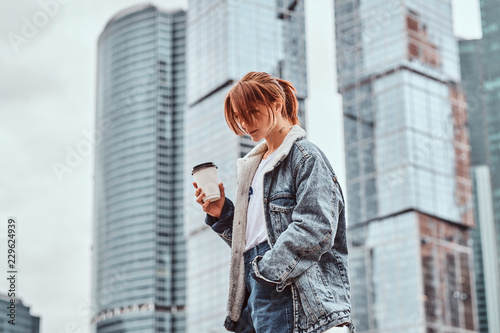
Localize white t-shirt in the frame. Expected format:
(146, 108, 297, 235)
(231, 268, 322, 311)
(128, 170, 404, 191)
(245, 149, 278, 252)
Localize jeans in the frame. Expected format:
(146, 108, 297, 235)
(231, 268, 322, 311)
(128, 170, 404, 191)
(235, 241, 294, 333)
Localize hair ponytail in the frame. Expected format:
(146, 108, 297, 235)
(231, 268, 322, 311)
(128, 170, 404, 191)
(276, 78, 299, 126)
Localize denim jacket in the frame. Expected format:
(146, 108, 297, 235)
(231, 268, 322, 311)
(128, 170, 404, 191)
(206, 125, 352, 333)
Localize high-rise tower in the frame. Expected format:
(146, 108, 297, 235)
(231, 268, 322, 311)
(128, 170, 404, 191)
(92, 5, 186, 332)
(183, 1, 307, 332)
(478, 1, 500, 329)
(334, 1, 477, 332)
(0, 294, 40, 333)
(459, 4, 500, 331)
(458, 38, 492, 333)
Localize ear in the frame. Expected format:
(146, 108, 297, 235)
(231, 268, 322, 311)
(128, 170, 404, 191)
(274, 101, 283, 113)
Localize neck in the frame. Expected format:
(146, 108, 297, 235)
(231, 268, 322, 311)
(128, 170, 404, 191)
(264, 120, 292, 156)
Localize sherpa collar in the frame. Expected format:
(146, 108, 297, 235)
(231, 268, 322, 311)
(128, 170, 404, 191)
(238, 124, 307, 168)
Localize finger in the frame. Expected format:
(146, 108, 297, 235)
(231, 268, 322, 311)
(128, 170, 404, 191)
(219, 182, 225, 197)
(195, 188, 202, 196)
(196, 192, 205, 204)
(192, 182, 198, 189)
(202, 198, 210, 210)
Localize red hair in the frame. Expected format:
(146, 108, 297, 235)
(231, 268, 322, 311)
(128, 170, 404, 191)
(224, 71, 300, 135)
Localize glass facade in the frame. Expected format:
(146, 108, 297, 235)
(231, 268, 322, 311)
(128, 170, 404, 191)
(92, 5, 186, 333)
(471, 167, 500, 333)
(460, 3, 500, 331)
(459, 38, 490, 333)
(184, 0, 307, 332)
(334, 0, 477, 332)
(458, 39, 491, 333)
(459, 40, 488, 167)
(479, 2, 500, 327)
(0, 294, 40, 333)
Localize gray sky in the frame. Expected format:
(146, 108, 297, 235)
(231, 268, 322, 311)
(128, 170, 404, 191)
(0, 0, 481, 332)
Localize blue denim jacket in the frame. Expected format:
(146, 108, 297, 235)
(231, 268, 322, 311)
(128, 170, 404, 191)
(206, 126, 352, 333)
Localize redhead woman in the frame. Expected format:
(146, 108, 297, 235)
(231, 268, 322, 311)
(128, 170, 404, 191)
(193, 71, 356, 333)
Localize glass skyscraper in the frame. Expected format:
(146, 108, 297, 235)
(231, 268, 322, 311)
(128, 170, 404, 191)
(92, 5, 186, 332)
(334, 1, 477, 332)
(0, 294, 40, 333)
(459, 3, 500, 332)
(459, 38, 488, 333)
(458, 39, 488, 167)
(478, 1, 500, 327)
(459, 38, 500, 333)
(471, 166, 500, 333)
(184, 0, 306, 332)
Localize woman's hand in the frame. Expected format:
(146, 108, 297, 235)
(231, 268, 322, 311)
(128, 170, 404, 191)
(193, 182, 226, 219)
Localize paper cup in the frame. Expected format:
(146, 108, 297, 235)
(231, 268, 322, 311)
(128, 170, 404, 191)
(192, 162, 221, 202)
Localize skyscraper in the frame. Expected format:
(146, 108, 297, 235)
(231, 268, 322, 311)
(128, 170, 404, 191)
(459, 38, 489, 333)
(459, 12, 500, 333)
(0, 294, 40, 333)
(478, 0, 500, 324)
(458, 39, 488, 167)
(471, 166, 500, 333)
(334, 1, 477, 332)
(184, 0, 307, 331)
(92, 5, 186, 332)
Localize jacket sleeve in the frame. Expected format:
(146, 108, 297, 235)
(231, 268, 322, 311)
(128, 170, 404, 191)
(205, 197, 235, 247)
(251, 152, 344, 291)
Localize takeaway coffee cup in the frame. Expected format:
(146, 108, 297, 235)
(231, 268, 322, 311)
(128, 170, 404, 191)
(192, 162, 221, 202)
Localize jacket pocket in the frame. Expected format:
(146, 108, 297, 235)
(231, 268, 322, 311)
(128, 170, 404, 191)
(293, 264, 329, 323)
(269, 197, 295, 238)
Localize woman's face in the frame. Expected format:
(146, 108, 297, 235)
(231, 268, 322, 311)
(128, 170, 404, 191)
(234, 103, 277, 142)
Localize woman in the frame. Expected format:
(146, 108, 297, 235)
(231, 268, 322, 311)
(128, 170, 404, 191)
(193, 71, 356, 333)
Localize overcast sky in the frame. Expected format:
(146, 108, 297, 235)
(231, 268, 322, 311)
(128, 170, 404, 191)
(0, 0, 481, 332)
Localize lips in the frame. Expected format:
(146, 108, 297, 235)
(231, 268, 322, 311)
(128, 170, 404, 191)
(248, 129, 258, 135)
